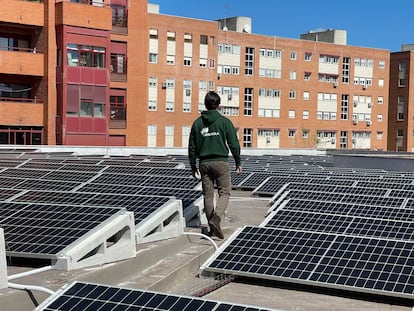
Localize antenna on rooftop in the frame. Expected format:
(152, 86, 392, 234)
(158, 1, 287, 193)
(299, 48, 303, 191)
(223, 2, 229, 31)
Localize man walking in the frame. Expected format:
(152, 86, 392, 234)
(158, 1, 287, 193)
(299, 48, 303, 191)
(188, 91, 242, 239)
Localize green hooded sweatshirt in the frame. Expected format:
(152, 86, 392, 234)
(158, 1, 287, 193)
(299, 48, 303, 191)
(188, 110, 241, 170)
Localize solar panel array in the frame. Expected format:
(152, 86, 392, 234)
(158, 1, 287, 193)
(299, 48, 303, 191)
(0, 151, 203, 268)
(35, 281, 278, 311)
(202, 156, 414, 300)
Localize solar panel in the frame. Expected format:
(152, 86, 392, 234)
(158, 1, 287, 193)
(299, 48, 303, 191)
(11, 190, 174, 225)
(274, 199, 414, 221)
(0, 188, 22, 201)
(235, 172, 272, 190)
(263, 210, 414, 241)
(271, 189, 405, 211)
(13, 179, 82, 192)
(42, 170, 97, 182)
(0, 202, 123, 257)
(149, 167, 191, 177)
(77, 183, 141, 195)
(102, 166, 152, 175)
(0, 168, 50, 179)
(136, 186, 203, 209)
(201, 226, 414, 299)
(35, 281, 276, 311)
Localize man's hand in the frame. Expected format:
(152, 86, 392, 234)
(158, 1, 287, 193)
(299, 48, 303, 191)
(191, 169, 200, 179)
(236, 165, 242, 175)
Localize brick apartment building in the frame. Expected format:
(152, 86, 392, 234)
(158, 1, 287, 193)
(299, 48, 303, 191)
(0, 0, 411, 151)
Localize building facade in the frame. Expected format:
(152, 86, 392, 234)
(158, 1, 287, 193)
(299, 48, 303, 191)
(0, 0, 403, 151)
(388, 47, 414, 152)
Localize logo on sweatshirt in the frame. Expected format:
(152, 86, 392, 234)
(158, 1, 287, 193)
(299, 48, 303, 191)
(200, 127, 219, 137)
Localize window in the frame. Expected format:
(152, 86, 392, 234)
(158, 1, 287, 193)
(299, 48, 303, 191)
(379, 60, 385, 69)
(245, 47, 254, 76)
(288, 110, 295, 119)
(110, 95, 126, 120)
(200, 35, 208, 45)
(183, 102, 191, 112)
(166, 101, 175, 112)
(377, 96, 383, 105)
(94, 103, 105, 117)
(184, 57, 192, 66)
(79, 45, 92, 67)
(148, 77, 157, 87)
(302, 130, 309, 138)
(80, 100, 92, 116)
(243, 128, 252, 147)
(111, 53, 126, 74)
(304, 52, 312, 61)
(149, 53, 158, 63)
(303, 111, 309, 119)
(288, 129, 296, 137)
(304, 72, 311, 81)
(148, 100, 157, 111)
(244, 88, 253, 116)
(303, 92, 310, 100)
(290, 71, 296, 80)
(290, 51, 297, 60)
(289, 90, 296, 99)
(111, 4, 127, 26)
(166, 55, 175, 65)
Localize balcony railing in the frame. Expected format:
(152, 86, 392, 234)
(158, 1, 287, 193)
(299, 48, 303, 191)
(0, 96, 42, 104)
(55, 0, 110, 6)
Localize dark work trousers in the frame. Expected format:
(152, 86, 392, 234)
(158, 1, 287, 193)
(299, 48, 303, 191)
(199, 161, 231, 221)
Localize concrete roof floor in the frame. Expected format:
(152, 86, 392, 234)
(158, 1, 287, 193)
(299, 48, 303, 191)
(3, 190, 413, 311)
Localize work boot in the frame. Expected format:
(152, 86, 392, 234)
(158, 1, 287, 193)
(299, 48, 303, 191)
(209, 214, 224, 239)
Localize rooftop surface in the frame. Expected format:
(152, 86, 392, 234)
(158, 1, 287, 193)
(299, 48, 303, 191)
(0, 147, 413, 310)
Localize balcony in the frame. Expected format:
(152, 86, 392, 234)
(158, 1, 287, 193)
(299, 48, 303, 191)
(1, 0, 44, 26)
(55, 0, 112, 30)
(0, 100, 44, 126)
(0, 49, 44, 76)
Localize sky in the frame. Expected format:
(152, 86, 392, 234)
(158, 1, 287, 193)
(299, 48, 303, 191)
(151, 0, 413, 52)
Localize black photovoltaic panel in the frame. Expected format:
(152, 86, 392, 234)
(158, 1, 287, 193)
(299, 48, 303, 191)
(12, 191, 173, 225)
(0, 168, 51, 179)
(19, 162, 65, 170)
(236, 172, 273, 189)
(143, 175, 200, 189)
(402, 199, 414, 209)
(231, 171, 253, 188)
(204, 226, 414, 299)
(35, 281, 275, 311)
(0, 188, 22, 201)
(137, 161, 181, 168)
(265, 210, 414, 241)
(388, 189, 414, 198)
(0, 176, 27, 188)
(136, 187, 203, 209)
(276, 190, 405, 208)
(0, 202, 122, 257)
(148, 167, 190, 177)
(291, 183, 387, 196)
(356, 180, 414, 191)
(253, 175, 360, 195)
(102, 166, 152, 175)
(0, 160, 24, 168)
(280, 198, 414, 221)
(42, 171, 97, 182)
(59, 164, 105, 172)
(77, 183, 141, 195)
(92, 173, 150, 185)
(63, 158, 104, 165)
(13, 179, 82, 192)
